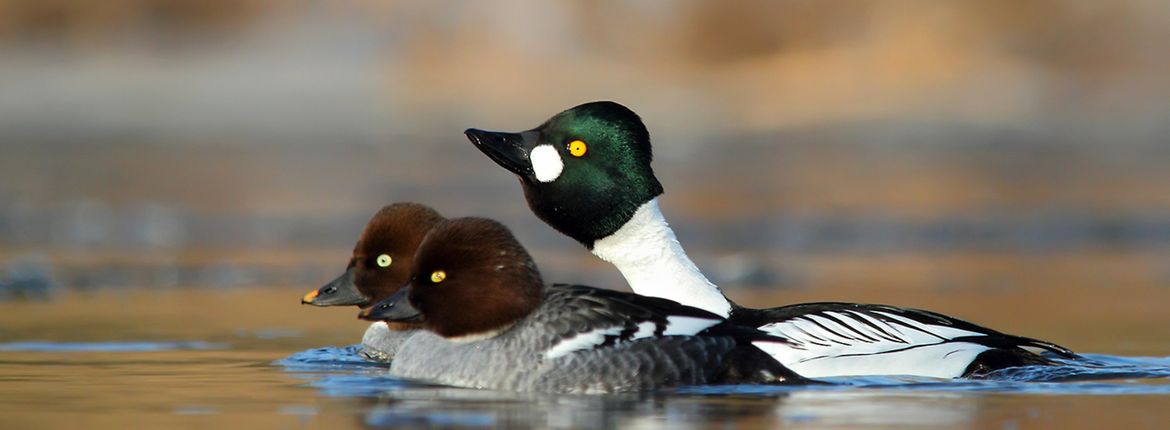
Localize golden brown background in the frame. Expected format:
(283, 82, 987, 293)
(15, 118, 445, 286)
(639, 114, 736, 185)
(1, 2, 1169, 429)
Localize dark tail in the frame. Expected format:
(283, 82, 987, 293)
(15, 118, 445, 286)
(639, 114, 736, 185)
(962, 335, 1083, 378)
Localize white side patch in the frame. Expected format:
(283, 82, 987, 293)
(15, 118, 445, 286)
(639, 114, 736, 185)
(544, 326, 624, 359)
(752, 310, 999, 378)
(530, 144, 564, 183)
(662, 316, 721, 336)
(752, 339, 989, 379)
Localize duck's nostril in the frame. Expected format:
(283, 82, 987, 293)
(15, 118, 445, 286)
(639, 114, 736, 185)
(324, 286, 337, 295)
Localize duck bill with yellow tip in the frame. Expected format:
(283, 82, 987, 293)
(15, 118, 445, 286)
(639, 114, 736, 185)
(358, 287, 423, 324)
(301, 268, 367, 307)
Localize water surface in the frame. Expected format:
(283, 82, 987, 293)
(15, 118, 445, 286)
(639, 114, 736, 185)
(2, 286, 1168, 429)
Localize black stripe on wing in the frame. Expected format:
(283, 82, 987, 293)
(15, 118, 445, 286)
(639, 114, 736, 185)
(538, 284, 790, 353)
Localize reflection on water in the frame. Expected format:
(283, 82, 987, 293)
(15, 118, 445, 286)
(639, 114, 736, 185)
(278, 346, 1170, 429)
(354, 388, 796, 429)
(281, 346, 1170, 397)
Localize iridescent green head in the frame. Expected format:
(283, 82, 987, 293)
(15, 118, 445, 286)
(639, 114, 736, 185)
(466, 101, 664, 247)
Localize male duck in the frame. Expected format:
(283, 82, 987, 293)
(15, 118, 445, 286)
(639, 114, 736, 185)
(465, 101, 1080, 379)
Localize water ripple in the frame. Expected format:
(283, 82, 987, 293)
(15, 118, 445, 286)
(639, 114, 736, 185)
(278, 347, 1170, 397)
(273, 344, 390, 371)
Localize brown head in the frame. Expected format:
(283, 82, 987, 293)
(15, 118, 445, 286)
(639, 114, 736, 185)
(302, 202, 445, 308)
(358, 217, 544, 340)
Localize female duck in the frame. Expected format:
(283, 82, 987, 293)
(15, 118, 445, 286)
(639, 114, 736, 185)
(301, 202, 444, 361)
(359, 217, 808, 393)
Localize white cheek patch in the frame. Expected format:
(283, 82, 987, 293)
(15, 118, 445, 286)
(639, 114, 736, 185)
(530, 144, 564, 183)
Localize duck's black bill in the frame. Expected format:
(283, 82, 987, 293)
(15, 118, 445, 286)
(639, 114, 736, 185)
(358, 287, 423, 323)
(302, 268, 367, 307)
(465, 128, 535, 178)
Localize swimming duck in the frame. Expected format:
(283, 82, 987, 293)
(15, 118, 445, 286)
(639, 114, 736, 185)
(358, 217, 809, 393)
(464, 101, 1080, 379)
(301, 202, 444, 361)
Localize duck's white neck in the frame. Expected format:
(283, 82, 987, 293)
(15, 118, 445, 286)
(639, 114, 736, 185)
(590, 199, 732, 317)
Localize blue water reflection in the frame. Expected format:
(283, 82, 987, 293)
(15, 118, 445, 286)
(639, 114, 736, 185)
(273, 346, 1170, 428)
(278, 346, 1170, 399)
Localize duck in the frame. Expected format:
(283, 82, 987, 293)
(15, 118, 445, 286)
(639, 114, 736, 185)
(464, 101, 1081, 379)
(301, 202, 444, 361)
(357, 217, 811, 393)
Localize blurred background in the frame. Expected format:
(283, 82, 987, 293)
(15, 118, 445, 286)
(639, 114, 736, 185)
(1, 0, 1169, 327)
(3, 2, 1170, 427)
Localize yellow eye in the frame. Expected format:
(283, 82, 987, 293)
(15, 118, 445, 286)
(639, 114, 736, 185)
(430, 270, 447, 283)
(376, 254, 392, 267)
(568, 140, 587, 157)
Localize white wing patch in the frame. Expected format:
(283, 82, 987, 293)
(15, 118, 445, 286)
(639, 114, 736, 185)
(543, 316, 721, 359)
(754, 310, 992, 378)
(544, 326, 624, 359)
(662, 316, 721, 336)
(631, 321, 657, 339)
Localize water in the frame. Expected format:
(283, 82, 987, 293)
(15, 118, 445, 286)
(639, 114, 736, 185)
(1, 287, 1169, 429)
(3, 3, 1169, 427)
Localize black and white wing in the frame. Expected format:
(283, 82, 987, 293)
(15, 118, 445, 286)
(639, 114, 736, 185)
(523, 284, 804, 389)
(734, 302, 1078, 379)
(534, 284, 787, 359)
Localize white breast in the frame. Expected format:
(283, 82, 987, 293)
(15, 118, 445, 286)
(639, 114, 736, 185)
(591, 199, 732, 317)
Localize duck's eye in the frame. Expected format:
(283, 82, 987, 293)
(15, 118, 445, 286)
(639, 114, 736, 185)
(430, 270, 447, 284)
(568, 139, 587, 157)
(376, 254, 392, 267)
